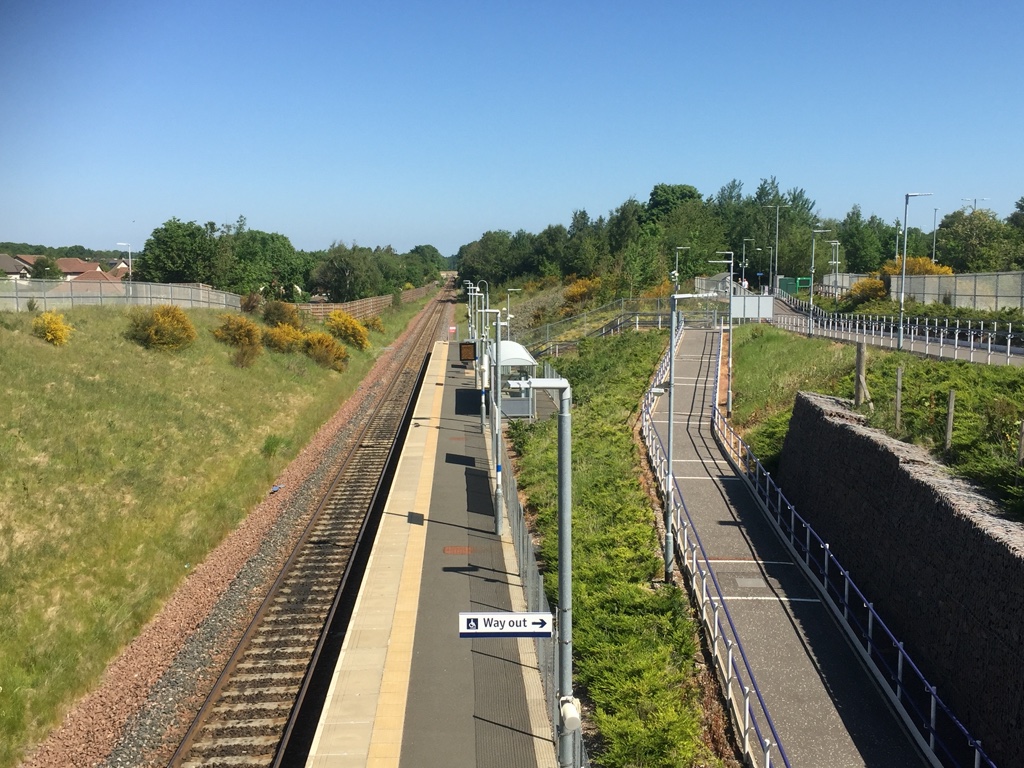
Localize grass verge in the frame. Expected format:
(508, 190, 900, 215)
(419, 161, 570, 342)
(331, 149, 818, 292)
(0, 299, 427, 767)
(508, 331, 721, 768)
(731, 323, 1024, 520)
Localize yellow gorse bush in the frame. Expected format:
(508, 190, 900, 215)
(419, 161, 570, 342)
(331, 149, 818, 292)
(263, 323, 307, 353)
(325, 310, 370, 351)
(32, 310, 74, 346)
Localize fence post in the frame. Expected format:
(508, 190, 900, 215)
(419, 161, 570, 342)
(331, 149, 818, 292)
(895, 366, 903, 432)
(946, 390, 956, 451)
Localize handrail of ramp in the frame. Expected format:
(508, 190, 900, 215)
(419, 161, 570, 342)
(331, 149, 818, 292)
(772, 289, 1022, 366)
(708, 373, 996, 767)
(639, 320, 791, 768)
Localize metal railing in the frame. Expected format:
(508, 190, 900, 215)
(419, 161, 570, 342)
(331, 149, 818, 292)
(494, 408, 588, 767)
(771, 304, 1023, 366)
(639, 319, 790, 768)
(709, 397, 996, 768)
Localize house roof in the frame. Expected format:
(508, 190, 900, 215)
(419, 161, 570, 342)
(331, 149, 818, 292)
(73, 269, 121, 283)
(0, 253, 30, 276)
(56, 257, 103, 275)
(15, 254, 38, 266)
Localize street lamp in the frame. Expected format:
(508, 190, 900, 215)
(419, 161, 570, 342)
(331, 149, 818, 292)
(932, 208, 939, 263)
(742, 238, 754, 289)
(766, 246, 774, 293)
(116, 242, 132, 280)
(710, 251, 734, 416)
(481, 307, 504, 535)
(664, 249, 688, 577)
(505, 288, 521, 340)
(899, 192, 933, 350)
(808, 228, 831, 336)
(763, 203, 791, 293)
(509, 377, 577, 768)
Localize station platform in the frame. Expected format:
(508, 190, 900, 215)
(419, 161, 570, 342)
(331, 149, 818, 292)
(305, 340, 556, 768)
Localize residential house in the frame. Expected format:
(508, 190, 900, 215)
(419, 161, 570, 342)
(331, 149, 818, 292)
(0, 254, 31, 279)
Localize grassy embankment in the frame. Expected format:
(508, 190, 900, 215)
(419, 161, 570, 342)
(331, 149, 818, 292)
(730, 324, 1024, 520)
(0, 299, 426, 768)
(509, 331, 723, 768)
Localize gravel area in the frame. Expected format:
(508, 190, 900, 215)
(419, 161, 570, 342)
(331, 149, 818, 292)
(19, 298, 452, 768)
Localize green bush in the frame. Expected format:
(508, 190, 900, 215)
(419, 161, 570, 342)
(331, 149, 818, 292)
(304, 331, 349, 371)
(262, 300, 303, 329)
(325, 309, 370, 350)
(32, 310, 74, 346)
(125, 305, 197, 350)
(364, 315, 385, 334)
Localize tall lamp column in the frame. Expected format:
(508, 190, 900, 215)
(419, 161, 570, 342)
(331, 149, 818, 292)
(899, 193, 932, 350)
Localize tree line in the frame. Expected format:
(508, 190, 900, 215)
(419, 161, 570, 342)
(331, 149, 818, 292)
(133, 216, 445, 302)
(454, 179, 1024, 294)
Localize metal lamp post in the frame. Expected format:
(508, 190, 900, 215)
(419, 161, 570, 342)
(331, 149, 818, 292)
(932, 208, 939, 263)
(742, 238, 754, 289)
(506, 288, 521, 340)
(510, 377, 577, 768)
(481, 307, 503, 535)
(767, 246, 774, 293)
(116, 242, 132, 281)
(899, 193, 932, 350)
(808, 228, 831, 336)
(711, 251, 734, 416)
(763, 203, 791, 293)
(665, 248, 688, 577)
(829, 241, 841, 294)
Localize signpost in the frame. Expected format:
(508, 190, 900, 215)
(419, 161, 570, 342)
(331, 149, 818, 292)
(458, 612, 553, 638)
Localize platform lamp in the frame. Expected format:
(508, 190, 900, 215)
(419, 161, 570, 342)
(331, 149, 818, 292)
(116, 242, 132, 280)
(508, 376, 579, 768)
(899, 193, 932, 350)
(710, 251, 734, 416)
(808, 228, 831, 336)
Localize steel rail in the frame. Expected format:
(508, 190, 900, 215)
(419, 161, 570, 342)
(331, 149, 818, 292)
(168, 293, 450, 768)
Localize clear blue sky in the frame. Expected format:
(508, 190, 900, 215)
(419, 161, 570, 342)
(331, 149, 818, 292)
(2, 0, 1021, 257)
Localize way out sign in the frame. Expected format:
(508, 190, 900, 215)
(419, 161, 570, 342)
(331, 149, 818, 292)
(459, 612, 553, 638)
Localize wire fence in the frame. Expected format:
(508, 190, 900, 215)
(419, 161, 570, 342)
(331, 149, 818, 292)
(0, 278, 240, 311)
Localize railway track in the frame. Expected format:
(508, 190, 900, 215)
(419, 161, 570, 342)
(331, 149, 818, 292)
(169, 292, 451, 768)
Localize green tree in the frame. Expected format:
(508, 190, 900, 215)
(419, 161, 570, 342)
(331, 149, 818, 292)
(837, 205, 885, 273)
(136, 218, 217, 284)
(660, 198, 726, 279)
(312, 242, 385, 302)
(29, 255, 63, 279)
(937, 209, 1018, 272)
(645, 184, 702, 224)
(530, 224, 568, 277)
(564, 210, 609, 278)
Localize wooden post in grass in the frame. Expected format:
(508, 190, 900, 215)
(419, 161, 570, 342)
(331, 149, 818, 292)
(945, 390, 956, 451)
(895, 366, 903, 431)
(855, 342, 871, 407)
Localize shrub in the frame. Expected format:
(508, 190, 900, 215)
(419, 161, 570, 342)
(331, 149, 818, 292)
(304, 331, 349, 371)
(846, 278, 888, 306)
(240, 292, 262, 313)
(26, 298, 38, 312)
(325, 310, 370, 350)
(125, 305, 198, 350)
(564, 276, 601, 305)
(262, 300, 303, 329)
(364, 315, 385, 334)
(232, 343, 262, 368)
(263, 323, 307, 353)
(32, 310, 73, 346)
(213, 314, 263, 347)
